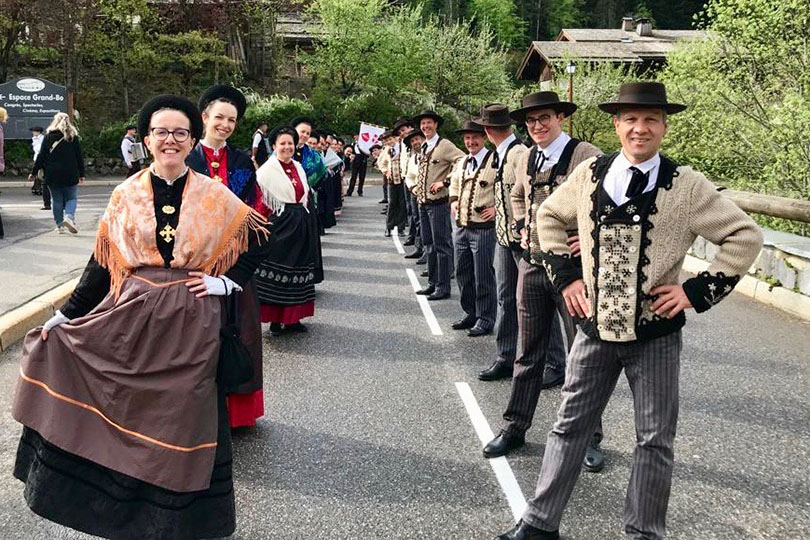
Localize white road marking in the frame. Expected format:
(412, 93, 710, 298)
(405, 268, 443, 335)
(455, 382, 527, 520)
(391, 227, 405, 254)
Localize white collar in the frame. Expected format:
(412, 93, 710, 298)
(495, 133, 517, 159)
(151, 165, 188, 185)
(614, 150, 660, 175)
(425, 133, 440, 151)
(538, 132, 571, 162)
(468, 146, 489, 167)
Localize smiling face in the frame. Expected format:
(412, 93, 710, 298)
(408, 135, 425, 152)
(613, 107, 668, 163)
(202, 100, 237, 145)
(144, 109, 195, 172)
(463, 132, 485, 154)
(525, 107, 564, 148)
(420, 118, 438, 139)
(274, 133, 296, 163)
(295, 122, 312, 148)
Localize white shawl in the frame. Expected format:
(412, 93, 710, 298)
(256, 155, 309, 216)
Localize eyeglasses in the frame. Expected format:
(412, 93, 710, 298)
(525, 114, 554, 127)
(150, 127, 191, 142)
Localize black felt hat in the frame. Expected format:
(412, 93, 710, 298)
(198, 85, 247, 120)
(402, 129, 426, 146)
(29, 126, 45, 132)
(124, 124, 136, 130)
(268, 125, 299, 148)
(509, 92, 577, 122)
(137, 94, 204, 141)
(454, 120, 486, 135)
(412, 110, 443, 126)
(473, 103, 514, 127)
(598, 82, 686, 115)
(289, 116, 315, 129)
(392, 116, 413, 134)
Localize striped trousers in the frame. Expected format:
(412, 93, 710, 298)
(407, 193, 423, 250)
(494, 244, 521, 363)
(419, 203, 453, 295)
(453, 225, 497, 329)
(523, 330, 683, 540)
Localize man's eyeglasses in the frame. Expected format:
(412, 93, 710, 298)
(150, 127, 191, 142)
(525, 114, 554, 127)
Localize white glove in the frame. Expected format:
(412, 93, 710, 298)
(186, 272, 242, 298)
(41, 310, 69, 341)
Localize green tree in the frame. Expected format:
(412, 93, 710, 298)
(465, 0, 526, 47)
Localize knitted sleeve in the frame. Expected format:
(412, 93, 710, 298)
(537, 160, 591, 293)
(510, 150, 529, 229)
(448, 159, 464, 202)
(681, 170, 764, 312)
(442, 140, 466, 181)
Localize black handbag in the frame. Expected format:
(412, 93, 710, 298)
(217, 280, 254, 393)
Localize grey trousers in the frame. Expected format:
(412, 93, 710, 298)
(494, 244, 520, 363)
(419, 203, 453, 295)
(454, 226, 497, 329)
(524, 330, 683, 540)
(407, 194, 423, 250)
(502, 259, 601, 439)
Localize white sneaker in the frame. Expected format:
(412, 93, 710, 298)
(56, 226, 66, 234)
(62, 217, 78, 234)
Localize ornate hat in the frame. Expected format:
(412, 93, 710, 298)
(473, 103, 514, 127)
(454, 120, 486, 135)
(267, 125, 299, 147)
(509, 92, 577, 122)
(197, 85, 247, 120)
(403, 129, 426, 146)
(138, 94, 203, 141)
(392, 116, 413, 134)
(598, 82, 686, 115)
(412, 110, 443, 126)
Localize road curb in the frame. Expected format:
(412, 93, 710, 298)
(683, 255, 810, 322)
(0, 278, 79, 351)
(0, 180, 123, 188)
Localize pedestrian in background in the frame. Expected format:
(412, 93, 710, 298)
(29, 112, 85, 235)
(0, 107, 5, 239)
(29, 127, 48, 205)
(120, 124, 142, 177)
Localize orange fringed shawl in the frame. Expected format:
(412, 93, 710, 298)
(94, 169, 268, 297)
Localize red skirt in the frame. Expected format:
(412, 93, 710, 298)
(260, 302, 315, 325)
(226, 390, 264, 428)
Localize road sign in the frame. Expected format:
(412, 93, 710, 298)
(0, 77, 67, 140)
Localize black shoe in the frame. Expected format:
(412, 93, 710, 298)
(403, 238, 415, 246)
(269, 322, 283, 336)
(404, 250, 423, 259)
(468, 325, 492, 337)
(494, 520, 559, 540)
(285, 322, 308, 333)
(416, 286, 435, 296)
(420, 270, 428, 277)
(415, 256, 427, 265)
(378, 199, 388, 204)
(452, 316, 476, 330)
(483, 431, 525, 458)
(540, 369, 565, 389)
(358, 191, 363, 196)
(346, 192, 353, 197)
(583, 443, 605, 473)
(478, 360, 513, 381)
(41, 206, 51, 210)
(384, 229, 392, 237)
(427, 291, 450, 301)
(381, 208, 387, 214)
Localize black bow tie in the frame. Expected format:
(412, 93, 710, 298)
(421, 142, 428, 155)
(491, 152, 500, 170)
(465, 156, 477, 170)
(626, 166, 650, 199)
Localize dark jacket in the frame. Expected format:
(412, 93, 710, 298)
(31, 131, 85, 187)
(186, 142, 259, 206)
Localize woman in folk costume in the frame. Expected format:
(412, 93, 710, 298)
(186, 85, 265, 429)
(318, 132, 344, 231)
(291, 117, 326, 283)
(255, 126, 318, 336)
(12, 95, 269, 540)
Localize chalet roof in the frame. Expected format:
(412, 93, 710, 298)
(276, 11, 324, 42)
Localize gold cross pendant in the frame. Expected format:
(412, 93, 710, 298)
(159, 224, 177, 243)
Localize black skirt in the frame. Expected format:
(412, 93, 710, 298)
(14, 389, 235, 540)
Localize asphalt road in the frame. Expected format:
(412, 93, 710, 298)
(0, 187, 808, 539)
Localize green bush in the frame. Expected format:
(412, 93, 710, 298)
(78, 121, 133, 160)
(230, 92, 316, 150)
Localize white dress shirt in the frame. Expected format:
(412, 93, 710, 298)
(423, 133, 440, 154)
(465, 147, 489, 174)
(535, 132, 571, 173)
(120, 136, 134, 167)
(495, 133, 517, 168)
(603, 151, 660, 206)
(251, 131, 264, 149)
(32, 133, 44, 162)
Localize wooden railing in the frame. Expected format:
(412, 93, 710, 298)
(721, 189, 810, 224)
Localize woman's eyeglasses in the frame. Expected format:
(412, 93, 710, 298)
(150, 127, 191, 142)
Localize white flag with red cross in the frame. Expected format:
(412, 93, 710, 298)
(357, 122, 385, 154)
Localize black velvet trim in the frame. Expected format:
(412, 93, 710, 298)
(580, 312, 685, 341)
(513, 218, 525, 233)
(682, 271, 741, 313)
(540, 250, 583, 294)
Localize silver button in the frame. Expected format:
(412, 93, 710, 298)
(632, 215, 641, 222)
(597, 324, 604, 331)
(629, 246, 637, 253)
(529, 241, 535, 248)
(598, 267, 606, 274)
(628, 287, 635, 294)
(632, 225, 641, 232)
(629, 267, 635, 273)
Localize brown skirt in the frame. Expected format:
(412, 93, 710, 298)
(13, 267, 222, 493)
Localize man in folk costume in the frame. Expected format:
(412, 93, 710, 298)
(495, 82, 763, 540)
(474, 104, 528, 382)
(376, 131, 395, 219)
(448, 120, 497, 336)
(251, 121, 270, 167)
(484, 93, 607, 469)
(411, 109, 465, 301)
(395, 117, 424, 257)
(384, 128, 409, 237)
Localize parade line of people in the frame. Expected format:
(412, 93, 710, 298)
(9, 81, 763, 540)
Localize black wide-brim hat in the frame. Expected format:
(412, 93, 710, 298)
(509, 91, 577, 122)
(138, 94, 204, 141)
(290, 116, 315, 129)
(198, 85, 247, 120)
(268, 125, 299, 148)
(598, 81, 686, 115)
(29, 126, 45, 132)
(412, 110, 443, 126)
(403, 129, 426, 146)
(473, 103, 514, 127)
(455, 120, 486, 135)
(392, 116, 413, 134)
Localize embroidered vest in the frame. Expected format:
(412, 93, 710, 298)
(494, 139, 523, 247)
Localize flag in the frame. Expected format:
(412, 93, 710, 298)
(357, 122, 385, 155)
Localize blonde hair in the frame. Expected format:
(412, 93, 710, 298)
(46, 112, 79, 141)
(0, 107, 7, 122)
